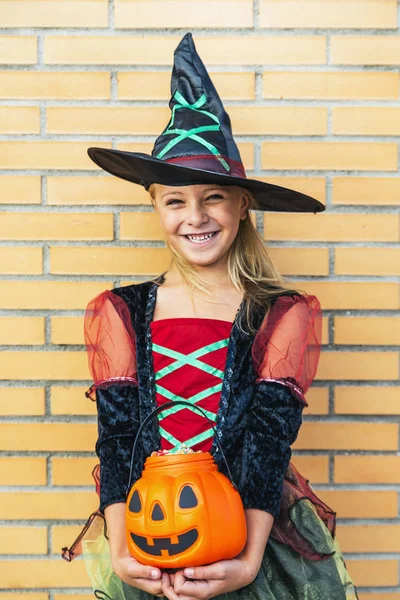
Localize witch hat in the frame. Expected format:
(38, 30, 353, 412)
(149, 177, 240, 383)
(88, 33, 324, 213)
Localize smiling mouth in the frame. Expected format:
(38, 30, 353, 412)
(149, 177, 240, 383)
(130, 529, 198, 556)
(184, 231, 219, 245)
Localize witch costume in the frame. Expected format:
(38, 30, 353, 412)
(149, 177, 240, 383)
(62, 33, 359, 600)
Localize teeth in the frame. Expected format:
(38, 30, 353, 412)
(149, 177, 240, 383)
(187, 232, 216, 244)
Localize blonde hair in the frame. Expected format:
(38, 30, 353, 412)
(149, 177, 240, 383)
(149, 184, 303, 333)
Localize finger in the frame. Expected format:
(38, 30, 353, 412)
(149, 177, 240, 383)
(130, 577, 163, 595)
(161, 573, 181, 600)
(127, 563, 162, 581)
(174, 578, 211, 598)
(183, 563, 226, 581)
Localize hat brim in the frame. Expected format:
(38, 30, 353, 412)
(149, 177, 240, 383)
(88, 147, 325, 213)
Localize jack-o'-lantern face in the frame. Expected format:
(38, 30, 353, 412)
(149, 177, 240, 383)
(126, 472, 205, 565)
(125, 453, 247, 568)
(128, 483, 200, 557)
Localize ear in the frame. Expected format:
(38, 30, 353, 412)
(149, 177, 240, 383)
(239, 191, 250, 220)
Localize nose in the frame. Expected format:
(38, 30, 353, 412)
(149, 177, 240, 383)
(185, 202, 208, 228)
(151, 502, 165, 521)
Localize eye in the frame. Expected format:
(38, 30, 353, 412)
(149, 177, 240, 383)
(129, 490, 142, 513)
(179, 485, 198, 509)
(206, 194, 224, 201)
(166, 199, 184, 206)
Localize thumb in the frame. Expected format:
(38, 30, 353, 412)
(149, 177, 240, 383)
(127, 560, 162, 580)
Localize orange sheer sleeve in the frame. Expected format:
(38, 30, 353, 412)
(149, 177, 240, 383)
(84, 290, 137, 399)
(252, 294, 322, 406)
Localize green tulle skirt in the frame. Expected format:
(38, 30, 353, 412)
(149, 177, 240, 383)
(80, 496, 359, 600)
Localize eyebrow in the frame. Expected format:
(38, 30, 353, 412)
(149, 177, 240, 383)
(161, 186, 225, 199)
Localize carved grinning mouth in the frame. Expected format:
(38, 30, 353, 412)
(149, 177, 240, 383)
(130, 529, 198, 556)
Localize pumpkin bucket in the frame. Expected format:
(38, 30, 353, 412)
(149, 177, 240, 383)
(125, 401, 247, 568)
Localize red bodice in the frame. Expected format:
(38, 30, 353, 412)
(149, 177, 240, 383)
(150, 318, 233, 452)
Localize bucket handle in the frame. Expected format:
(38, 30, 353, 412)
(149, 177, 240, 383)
(126, 400, 237, 495)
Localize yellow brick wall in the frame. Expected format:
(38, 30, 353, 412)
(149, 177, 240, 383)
(0, 0, 399, 596)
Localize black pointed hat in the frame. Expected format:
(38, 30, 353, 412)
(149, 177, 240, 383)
(88, 33, 324, 213)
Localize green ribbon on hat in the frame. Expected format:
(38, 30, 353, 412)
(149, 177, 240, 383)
(156, 90, 230, 172)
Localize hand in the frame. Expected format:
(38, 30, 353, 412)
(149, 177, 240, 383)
(161, 556, 259, 600)
(111, 553, 168, 597)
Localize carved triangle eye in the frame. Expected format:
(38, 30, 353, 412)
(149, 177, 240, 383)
(129, 490, 142, 513)
(179, 485, 198, 509)
(151, 502, 165, 521)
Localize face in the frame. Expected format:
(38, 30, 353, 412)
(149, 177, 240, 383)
(151, 183, 249, 268)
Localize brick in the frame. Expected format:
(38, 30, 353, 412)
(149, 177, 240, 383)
(260, 0, 397, 28)
(0, 212, 113, 241)
(262, 142, 397, 171)
(47, 175, 151, 206)
(230, 107, 327, 135)
(118, 71, 255, 100)
(51, 316, 84, 345)
(294, 422, 398, 450)
(317, 351, 398, 381)
(0, 37, 37, 64)
(0, 558, 89, 588)
(338, 524, 400, 553)
(268, 247, 329, 276)
(291, 455, 329, 483)
(304, 387, 329, 415)
(47, 106, 169, 135)
(0, 457, 47, 485)
(0, 527, 47, 555)
(51, 386, 96, 416)
(335, 386, 400, 415)
(359, 594, 400, 600)
(293, 281, 399, 310)
(0, 107, 39, 134)
(115, 0, 253, 28)
(121, 212, 162, 240)
(0, 424, 96, 452)
(333, 177, 400, 206)
(44, 36, 326, 66)
(0, 176, 41, 205)
(52, 525, 88, 554)
(335, 456, 400, 484)
(332, 36, 400, 65)
(334, 317, 400, 345)
(0, 141, 111, 170)
(0, 595, 48, 600)
(263, 71, 399, 100)
(0, 491, 97, 520)
(52, 457, 98, 485)
(0, 281, 111, 309)
(334, 107, 400, 136)
(258, 177, 326, 205)
(0, 1, 108, 27)
(265, 213, 397, 242)
(54, 596, 91, 600)
(0, 247, 42, 275)
(316, 490, 397, 518)
(0, 388, 45, 416)
(50, 246, 170, 275)
(336, 248, 400, 276)
(0, 316, 45, 345)
(0, 71, 110, 100)
(0, 351, 88, 380)
(347, 560, 398, 587)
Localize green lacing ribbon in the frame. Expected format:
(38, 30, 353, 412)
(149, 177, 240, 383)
(156, 90, 230, 173)
(152, 337, 229, 450)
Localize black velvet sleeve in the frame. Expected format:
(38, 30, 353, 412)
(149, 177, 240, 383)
(238, 381, 304, 519)
(95, 384, 140, 513)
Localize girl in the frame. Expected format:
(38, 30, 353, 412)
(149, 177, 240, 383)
(63, 33, 359, 600)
